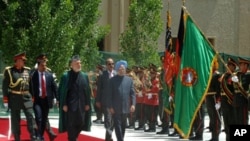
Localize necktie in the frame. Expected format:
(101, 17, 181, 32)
(41, 72, 46, 98)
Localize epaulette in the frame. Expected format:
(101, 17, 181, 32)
(4, 66, 12, 70)
(24, 66, 31, 70)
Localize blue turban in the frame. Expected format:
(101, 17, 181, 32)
(115, 60, 128, 71)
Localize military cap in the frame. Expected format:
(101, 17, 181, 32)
(238, 57, 250, 65)
(227, 57, 237, 67)
(96, 64, 104, 70)
(36, 54, 48, 63)
(13, 52, 27, 61)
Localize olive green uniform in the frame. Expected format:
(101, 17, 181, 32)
(2, 66, 37, 141)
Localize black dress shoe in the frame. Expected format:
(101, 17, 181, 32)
(144, 129, 156, 132)
(134, 126, 144, 130)
(49, 134, 57, 141)
(189, 136, 203, 140)
(156, 130, 169, 134)
(168, 132, 178, 136)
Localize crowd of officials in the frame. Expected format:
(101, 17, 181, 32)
(1, 51, 250, 141)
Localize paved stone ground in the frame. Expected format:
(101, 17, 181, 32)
(0, 108, 227, 141)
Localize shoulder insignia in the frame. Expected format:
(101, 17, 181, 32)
(24, 66, 31, 70)
(4, 66, 12, 70)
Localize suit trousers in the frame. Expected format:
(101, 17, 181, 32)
(113, 113, 127, 141)
(102, 106, 114, 141)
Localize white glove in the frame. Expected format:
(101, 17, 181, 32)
(53, 98, 57, 105)
(231, 76, 239, 82)
(147, 93, 152, 99)
(169, 96, 173, 102)
(215, 102, 221, 110)
(138, 91, 143, 97)
(4, 103, 8, 108)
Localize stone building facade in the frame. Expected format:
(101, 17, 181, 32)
(98, 0, 250, 57)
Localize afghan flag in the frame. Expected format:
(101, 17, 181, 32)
(173, 7, 217, 139)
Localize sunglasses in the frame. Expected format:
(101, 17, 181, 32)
(107, 63, 114, 66)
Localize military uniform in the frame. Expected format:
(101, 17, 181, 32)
(2, 52, 37, 141)
(144, 66, 160, 132)
(233, 57, 250, 125)
(221, 57, 237, 141)
(205, 70, 222, 141)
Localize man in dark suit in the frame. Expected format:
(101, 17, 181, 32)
(96, 58, 116, 141)
(30, 54, 58, 141)
(108, 60, 136, 141)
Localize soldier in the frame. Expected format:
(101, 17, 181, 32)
(205, 59, 221, 141)
(2, 52, 38, 141)
(232, 57, 250, 125)
(144, 65, 160, 132)
(134, 66, 146, 130)
(157, 56, 170, 135)
(220, 57, 237, 141)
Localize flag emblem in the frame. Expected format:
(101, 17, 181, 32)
(180, 67, 197, 86)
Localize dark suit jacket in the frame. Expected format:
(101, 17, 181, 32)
(96, 70, 116, 107)
(30, 70, 58, 108)
(108, 75, 136, 114)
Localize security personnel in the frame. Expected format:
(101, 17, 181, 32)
(220, 57, 237, 141)
(30, 54, 58, 141)
(205, 59, 221, 141)
(232, 57, 250, 125)
(2, 52, 38, 141)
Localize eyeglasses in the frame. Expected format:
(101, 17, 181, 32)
(107, 63, 114, 66)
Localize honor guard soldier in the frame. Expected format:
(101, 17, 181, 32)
(220, 57, 237, 141)
(205, 59, 222, 141)
(2, 52, 39, 141)
(144, 64, 160, 132)
(232, 57, 250, 125)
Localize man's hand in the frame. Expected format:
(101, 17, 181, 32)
(109, 108, 115, 114)
(130, 105, 135, 113)
(63, 105, 68, 112)
(85, 105, 90, 111)
(95, 102, 101, 108)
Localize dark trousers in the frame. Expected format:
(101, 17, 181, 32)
(94, 99, 103, 120)
(192, 104, 205, 138)
(102, 106, 114, 141)
(206, 95, 221, 140)
(33, 98, 49, 139)
(67, 109, 85, 141)
(11, 107, 36, 140)
(113, 113, 127, 141)
(144, 104, 158, 130)
(233, 94, 249, 125)
(221, 96, 235, 141)
(135, 103, 144, 128)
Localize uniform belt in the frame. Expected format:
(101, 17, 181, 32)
(11, 90, 29, 94)
(207, 92, 216, 95)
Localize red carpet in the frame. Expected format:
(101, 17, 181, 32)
(0, 118, 104, 141)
